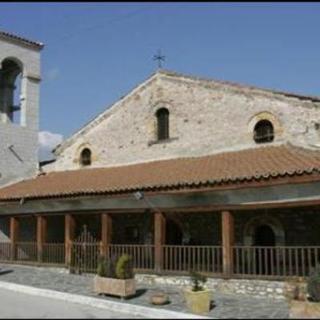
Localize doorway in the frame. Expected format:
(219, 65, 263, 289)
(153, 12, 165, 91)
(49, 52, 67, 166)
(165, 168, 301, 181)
(254, 224, 276, 275)
(254, 225, 276, 246)
(165, 219, 183, 245)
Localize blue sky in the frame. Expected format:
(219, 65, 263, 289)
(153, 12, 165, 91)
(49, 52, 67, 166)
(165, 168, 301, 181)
(1, 3, 320, 158)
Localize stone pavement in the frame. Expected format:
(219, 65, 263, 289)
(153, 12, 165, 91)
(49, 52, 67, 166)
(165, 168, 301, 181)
(0, 286, 141, 319)
(0, 264, 289, 319)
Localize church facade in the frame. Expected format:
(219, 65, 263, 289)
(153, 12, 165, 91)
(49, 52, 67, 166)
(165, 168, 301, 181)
(0, 30, 320, 283)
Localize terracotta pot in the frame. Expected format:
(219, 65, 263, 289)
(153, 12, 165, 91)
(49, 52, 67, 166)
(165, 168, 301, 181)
(150, 293, 169, 305)
(93, 275, 136, 298)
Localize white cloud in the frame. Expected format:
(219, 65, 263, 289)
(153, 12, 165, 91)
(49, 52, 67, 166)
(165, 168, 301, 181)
(45, 68, 60, 81)
(38, 131, 63, 162)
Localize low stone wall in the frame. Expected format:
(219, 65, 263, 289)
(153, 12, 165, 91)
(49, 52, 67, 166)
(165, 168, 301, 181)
(136, 274, 306, 300)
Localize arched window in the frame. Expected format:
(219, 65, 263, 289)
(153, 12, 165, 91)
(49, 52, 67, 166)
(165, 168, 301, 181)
(80, 148, 91, 166)
(156, 108, 169, 141)
(0, 58, 22, 124)
(254, 120, 274, 144)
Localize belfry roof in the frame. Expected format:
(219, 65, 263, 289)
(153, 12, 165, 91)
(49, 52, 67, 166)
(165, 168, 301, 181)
(0, 144, 320, 202)
(0, 30, 44, 49)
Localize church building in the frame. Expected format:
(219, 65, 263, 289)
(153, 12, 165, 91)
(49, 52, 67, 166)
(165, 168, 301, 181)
(0, 30, 320, 287)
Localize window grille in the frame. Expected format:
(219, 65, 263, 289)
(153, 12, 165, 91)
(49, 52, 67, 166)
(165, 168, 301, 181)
(254, 120, 274, 143)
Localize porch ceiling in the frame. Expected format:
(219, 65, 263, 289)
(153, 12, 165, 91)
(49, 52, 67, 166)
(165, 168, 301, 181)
(0, 143, 320, 202)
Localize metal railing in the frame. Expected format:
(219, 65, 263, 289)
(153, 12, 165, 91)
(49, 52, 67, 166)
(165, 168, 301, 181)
(109, 244, 155, 271)
(15, 242, 37, 262)
(42, 243, 65, 265)
(71, 241, 100, 273)
(1, 241, 320, 280)
(233, 246, 320, 279)
(162, 245, 223, 275)
(0, 242, 11, 262)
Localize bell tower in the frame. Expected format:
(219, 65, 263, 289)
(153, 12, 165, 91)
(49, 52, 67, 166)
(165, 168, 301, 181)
(0, 30, 43, 186)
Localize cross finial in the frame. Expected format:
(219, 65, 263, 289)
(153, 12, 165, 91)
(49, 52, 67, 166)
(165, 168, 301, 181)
(153, 49, 165, 69)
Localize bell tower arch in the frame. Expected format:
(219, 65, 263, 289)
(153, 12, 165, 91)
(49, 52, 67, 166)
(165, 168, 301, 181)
(0, 31, 43, 186)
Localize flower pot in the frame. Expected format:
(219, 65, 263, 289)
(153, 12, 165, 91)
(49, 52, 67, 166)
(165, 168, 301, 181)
(150, 293, 169, 305)
(93, 275, 136, 298)
(184, 288, 211, 315)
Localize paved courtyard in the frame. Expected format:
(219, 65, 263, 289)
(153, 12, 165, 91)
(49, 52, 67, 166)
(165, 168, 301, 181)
(0, 264, 289, 319)
(0, 286, 140, 319)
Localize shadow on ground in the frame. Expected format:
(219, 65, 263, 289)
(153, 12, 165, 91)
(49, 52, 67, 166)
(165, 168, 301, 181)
(0, 269, 13, 276)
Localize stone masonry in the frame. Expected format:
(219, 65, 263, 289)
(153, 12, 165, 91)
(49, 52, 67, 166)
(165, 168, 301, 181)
(0, 33, 42, 186)
(49, 69, 320, 172)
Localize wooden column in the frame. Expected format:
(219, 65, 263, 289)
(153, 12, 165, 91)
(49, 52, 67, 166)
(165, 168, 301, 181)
(37, 216, 47, 263)
(100, 213, 112, 258)
(65, 214, 75, 266)
(10, 217, 19, 261)
(154, 211, 166, 273)
(222, 211, 234, 278)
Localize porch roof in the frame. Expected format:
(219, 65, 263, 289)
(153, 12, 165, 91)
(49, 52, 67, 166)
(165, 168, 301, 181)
(0, 143, 320, 201)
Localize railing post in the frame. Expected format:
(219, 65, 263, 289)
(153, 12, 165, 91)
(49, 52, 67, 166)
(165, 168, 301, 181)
(101, 213, 112, 258)
(222, 211, 234, 278)
(154, 211, 165, 274)
(10, 217, 19, 261)
(37, 215, 47, 263)
(65, 214, 75, 267)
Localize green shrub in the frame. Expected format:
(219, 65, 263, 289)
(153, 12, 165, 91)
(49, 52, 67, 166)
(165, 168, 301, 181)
(105, 254, 117, 278)
(190, 271, 207, 292)
(307, 265, 320, 302)
(115, 254, 134, 279)
(97, 256, 107, 277)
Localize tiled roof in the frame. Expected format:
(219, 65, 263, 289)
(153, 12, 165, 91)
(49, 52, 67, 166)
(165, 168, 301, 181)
(0, 144, 320, 201)
(0, 30, 44, 49)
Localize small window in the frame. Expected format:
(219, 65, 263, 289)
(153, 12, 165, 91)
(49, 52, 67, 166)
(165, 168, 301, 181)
(80, 148, 91, 166)
(254, 120, 274, 144)
(156, 108, 169, 141)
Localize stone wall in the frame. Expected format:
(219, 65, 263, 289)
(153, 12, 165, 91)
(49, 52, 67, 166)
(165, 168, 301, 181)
(136, 273, 301, 300)
(49, 70, 320, 172)
(0, 36, 41, 186)
(109, 211, 221, 245)
(234, 207, 320, 246)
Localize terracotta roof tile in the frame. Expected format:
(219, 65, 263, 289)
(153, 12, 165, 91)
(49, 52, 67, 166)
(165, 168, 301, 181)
(0, 144, 320, 201)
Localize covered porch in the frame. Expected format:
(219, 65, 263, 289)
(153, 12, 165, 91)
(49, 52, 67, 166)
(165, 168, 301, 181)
(0, 144, 320, 280)
(1, 203, 320, 280)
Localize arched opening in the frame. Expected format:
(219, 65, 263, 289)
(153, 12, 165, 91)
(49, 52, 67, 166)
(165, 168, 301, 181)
(165, 219, 183, 245)
(254, 225, 276, 247)
(0, 58, 22, 125)
(80, 148, 92, 167)
(156, 108, 169, 141)
(253, 120, 274, 144)
(254, 224, 276, 275)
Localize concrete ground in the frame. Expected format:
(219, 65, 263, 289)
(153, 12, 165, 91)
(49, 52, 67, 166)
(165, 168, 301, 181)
(0, 264, 290, 319)
(0, 286, 141, 319)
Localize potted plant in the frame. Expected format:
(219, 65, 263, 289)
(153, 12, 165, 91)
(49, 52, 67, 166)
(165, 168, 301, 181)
(184, 271, 212, 315)
(93, 254, 136, 299)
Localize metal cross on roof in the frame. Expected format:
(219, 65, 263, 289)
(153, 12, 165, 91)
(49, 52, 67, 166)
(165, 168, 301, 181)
(153, 49, 165, 69)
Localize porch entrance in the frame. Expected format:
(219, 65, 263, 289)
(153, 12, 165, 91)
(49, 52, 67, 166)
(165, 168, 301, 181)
(165, 219, 183, 245)
(254, 225, 276, 275)
(254, 225, 275, 247)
